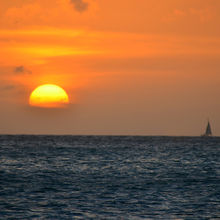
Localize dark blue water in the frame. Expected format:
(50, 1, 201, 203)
(0, 136, 219, 219)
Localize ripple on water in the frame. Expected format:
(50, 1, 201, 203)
(0, 135, 219, 219)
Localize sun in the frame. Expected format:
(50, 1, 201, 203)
(29, 84, 69, 108)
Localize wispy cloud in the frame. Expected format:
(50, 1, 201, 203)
(163, 7, 214, 23)
(70, 0, 89, 12)
(1, 85, 15, 91)
(14, 66, 32, 74)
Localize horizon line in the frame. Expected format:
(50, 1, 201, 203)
(0, 133, 219, 137)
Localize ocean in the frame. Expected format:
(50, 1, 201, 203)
(0, 135, 219, 219)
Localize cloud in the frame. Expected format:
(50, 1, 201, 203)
(70, 0, 89, 12)
(14, 66, 32, 74)
(1, 85, 15, 91)
(163, 7, 214, 23)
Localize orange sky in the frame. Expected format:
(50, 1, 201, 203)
(0, 0, 220, 135)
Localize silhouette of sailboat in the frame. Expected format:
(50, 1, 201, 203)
(202, 120, 212, 137)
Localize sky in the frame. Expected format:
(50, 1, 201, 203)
(0, 0, 220, 135)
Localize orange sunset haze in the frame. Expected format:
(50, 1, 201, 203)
(0, 0, 219, 135)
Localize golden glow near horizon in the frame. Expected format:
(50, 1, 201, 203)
(29, 84, 69, 108)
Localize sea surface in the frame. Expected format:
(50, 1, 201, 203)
(0, 135, 219, 219)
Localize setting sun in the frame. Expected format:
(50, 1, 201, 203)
(29, 84, 69, 108)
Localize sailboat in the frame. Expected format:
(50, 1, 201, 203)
(201, 121, 212, 137)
